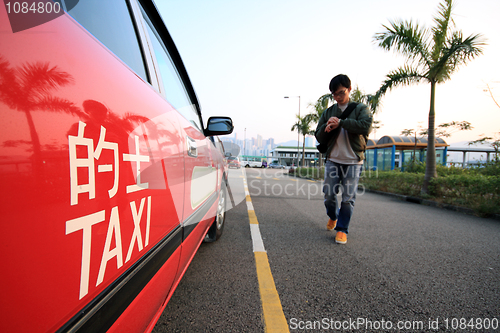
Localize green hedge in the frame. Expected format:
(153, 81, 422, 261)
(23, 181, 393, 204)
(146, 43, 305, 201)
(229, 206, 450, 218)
(292, 161, 500, 216)
(361, 171, 424, 197)
(361, 171, 500, 216)
(429, 174, 500, 216)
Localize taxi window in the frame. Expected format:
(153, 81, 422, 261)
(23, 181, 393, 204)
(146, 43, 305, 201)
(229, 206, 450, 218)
(63, 0, 149, 82)
(139, 4, 203, 131)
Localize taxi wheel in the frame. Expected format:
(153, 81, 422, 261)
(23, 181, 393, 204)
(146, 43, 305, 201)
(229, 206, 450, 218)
(205, 180, 226, 242)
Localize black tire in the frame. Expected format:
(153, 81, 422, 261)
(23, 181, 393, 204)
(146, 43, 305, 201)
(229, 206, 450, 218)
(205, 180, 226, 242)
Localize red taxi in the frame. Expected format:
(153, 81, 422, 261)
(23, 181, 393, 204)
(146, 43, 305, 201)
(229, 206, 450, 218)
(0, 1, 233, 332)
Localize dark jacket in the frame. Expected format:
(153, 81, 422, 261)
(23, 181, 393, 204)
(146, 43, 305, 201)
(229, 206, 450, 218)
(315, 101, 373, 161)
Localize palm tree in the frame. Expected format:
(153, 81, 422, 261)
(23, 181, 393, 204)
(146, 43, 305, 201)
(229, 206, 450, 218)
(373, 0, 485, 193)
(291, 114, 313, 167)
(307, 93, 334, 124)
(0, 57, 81, 175)
(351, 86, 380, 113)
(306, 93, 334, 167)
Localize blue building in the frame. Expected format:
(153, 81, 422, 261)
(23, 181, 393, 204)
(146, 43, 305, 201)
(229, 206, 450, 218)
(364, 136, 448, 171)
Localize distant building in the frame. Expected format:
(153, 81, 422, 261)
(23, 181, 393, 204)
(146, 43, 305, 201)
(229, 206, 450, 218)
(364, 135, 448, 171)
(257, 134, 263, 148)
(221, 141, 241, 157)
(267, 135, 498, 170)
(304, 135, 316, 148)
(269, 146, 319, 167)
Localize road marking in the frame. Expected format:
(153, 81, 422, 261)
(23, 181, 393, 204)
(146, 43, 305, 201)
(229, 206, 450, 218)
(241, 169, 289, 333)
(250, 224, 266, 252)
(246, 200, 255, 211)
(248, 210, 259, 225)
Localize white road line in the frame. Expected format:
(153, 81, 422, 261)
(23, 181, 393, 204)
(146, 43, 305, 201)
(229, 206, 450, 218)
(250, 224, 266, 253)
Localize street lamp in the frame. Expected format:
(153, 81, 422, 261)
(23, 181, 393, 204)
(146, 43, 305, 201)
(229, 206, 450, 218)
(284, 95, 300, 167)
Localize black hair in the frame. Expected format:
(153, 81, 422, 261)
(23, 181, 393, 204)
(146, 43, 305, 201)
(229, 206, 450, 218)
(329, 74, 351, 93)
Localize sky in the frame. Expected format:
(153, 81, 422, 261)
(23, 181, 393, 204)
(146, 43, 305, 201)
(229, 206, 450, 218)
(156, 0, 500, 146)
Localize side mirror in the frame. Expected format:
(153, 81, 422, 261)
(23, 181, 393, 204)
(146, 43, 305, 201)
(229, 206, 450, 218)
(205, 116, 234, 136)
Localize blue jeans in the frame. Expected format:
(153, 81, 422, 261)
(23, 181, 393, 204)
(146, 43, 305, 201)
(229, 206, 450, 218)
(323, 161, 363, 234)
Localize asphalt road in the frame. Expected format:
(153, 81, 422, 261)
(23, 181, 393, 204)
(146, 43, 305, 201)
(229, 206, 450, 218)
(153, 168, 500, 332)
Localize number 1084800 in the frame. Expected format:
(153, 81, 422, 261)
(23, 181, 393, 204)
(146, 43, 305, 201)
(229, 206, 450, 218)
(5, 2, 62, 14)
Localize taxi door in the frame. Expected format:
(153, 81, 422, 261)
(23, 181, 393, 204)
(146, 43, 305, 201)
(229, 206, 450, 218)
(179, 114, 219, 269)
(136, 2, 219, 285)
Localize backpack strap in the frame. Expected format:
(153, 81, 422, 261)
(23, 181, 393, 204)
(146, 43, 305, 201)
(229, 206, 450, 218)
(339, 102, 358, 120)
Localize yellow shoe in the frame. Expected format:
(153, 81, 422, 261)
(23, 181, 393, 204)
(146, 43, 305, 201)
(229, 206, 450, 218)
(327, 219, 337, 230)
(335, 231, 347, 244)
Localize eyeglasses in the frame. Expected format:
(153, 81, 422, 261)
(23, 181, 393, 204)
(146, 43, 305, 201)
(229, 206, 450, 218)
(332, 89, 347, 98)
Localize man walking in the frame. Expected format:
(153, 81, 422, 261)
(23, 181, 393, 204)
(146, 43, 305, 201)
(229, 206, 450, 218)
(315, 74, 373, 244)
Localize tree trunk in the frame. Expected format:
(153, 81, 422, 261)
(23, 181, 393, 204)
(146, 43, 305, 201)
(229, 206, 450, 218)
(422, 81, 437, 194)
(302, 135, 306, 167)
(24, 108, 43, 177)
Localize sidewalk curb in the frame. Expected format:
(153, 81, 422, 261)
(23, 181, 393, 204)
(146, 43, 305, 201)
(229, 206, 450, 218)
(367, 189, 500, 221)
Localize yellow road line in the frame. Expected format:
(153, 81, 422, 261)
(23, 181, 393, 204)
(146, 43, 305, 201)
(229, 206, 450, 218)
(248, 210, 259, 225)
(255, 252, 289, 333)
(242, 169, 289, 333)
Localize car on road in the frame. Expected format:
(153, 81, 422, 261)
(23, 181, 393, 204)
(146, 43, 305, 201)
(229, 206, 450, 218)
(269, 161, 286, 169)
(227, 156, 241, 169)
(0, 1, 233, 332)
(241, 156, 266, 168)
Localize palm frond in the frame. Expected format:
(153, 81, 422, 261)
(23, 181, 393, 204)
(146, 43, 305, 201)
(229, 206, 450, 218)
(374, 20, 431, 68)
(307, 93, 334, 123)
(432, 0, 454, 57)
(123, 113, 150, 124)
(314, 93, 333, 114)
(375, 66, 426, 100)
(0, 57, 20, 109)
(429, 31, 485, 81)
(291, 114, 313, 136)
(18, 62, 74, 95)
(34, 96, 83, 116)
(366, 94, 382, 114)
(303, 113, 317, 124)
(350, 86, 367, 104)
